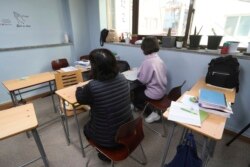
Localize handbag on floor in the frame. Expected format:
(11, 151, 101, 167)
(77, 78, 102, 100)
(164, 133, 202, 167)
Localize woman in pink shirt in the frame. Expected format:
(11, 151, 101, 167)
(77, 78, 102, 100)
(132, 36, 168, 123)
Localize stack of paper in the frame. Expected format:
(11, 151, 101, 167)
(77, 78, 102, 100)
(74, 60, 90, 67)
(60, 66, 78, 72)
(168, 101, 201, 127)
(198, 88, 233, 117)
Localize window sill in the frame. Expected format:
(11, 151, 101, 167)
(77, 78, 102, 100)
(0, 42, 73, 52)
(107, 42, 250, 60)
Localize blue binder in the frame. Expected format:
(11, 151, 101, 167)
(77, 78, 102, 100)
(199, 88, 226, 108)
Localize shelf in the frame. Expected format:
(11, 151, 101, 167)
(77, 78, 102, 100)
(0, 42, 73, 52)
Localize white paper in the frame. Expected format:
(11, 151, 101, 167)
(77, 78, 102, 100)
(60, 66, 78, 72)
(122, 69, 138, 81)
(168, 101, 201, 127)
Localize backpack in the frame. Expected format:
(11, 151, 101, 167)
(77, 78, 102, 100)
(205, 55, 240, 92)
(100, 29, 109, 46)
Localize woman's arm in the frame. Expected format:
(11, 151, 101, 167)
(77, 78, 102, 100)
(75, 83, 92, 105)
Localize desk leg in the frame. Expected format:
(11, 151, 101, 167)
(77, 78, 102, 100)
(160, 122, 176, 167)
(61, 100, 70, 145)
(49, 81, 56, 113)
(31, 129, 49, 167)
(9, 91, 18, 106)
(201, 137, 214, 167)
(72, 107, 85, 157)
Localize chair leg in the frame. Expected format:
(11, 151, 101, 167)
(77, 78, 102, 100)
(129, 144, 147, 165)
(143, 104, 167, 137)
(110, 161, 114, 167)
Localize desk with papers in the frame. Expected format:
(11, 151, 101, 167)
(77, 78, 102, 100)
(160, 78, 236, 167)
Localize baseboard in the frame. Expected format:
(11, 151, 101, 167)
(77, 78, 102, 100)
(224, 129, 250, 144)
(0, 91, 53, 110)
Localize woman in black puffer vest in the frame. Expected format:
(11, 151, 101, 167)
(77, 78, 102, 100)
(75, 48, 133, 160)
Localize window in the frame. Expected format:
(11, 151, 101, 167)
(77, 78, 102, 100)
(192, 0, 250, 47)
(106, 0, 133, 34)
(138, 0, 190, 36)
(105, 0, 250, 48)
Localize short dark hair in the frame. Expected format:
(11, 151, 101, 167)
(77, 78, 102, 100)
(141, 36, 160, 55)
(89, 48, 118, 81)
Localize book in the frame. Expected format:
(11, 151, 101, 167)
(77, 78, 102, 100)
(198, 88, 233, 117)
(168, 101, 201, 127)
(199, 107, 231, 118)
(199, 88, 227, 110)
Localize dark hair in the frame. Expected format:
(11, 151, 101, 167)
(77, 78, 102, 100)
(89, 48, 118, 81)
(141, 36, 160, 55)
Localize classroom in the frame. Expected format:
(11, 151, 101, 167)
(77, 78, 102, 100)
(0, 0, 250, 167)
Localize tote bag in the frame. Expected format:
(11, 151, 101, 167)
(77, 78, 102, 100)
(165, 133, 202, 167)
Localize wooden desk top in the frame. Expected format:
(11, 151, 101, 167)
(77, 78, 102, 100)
(190, 78, 236, 103)
(163, 78, 236, 140)
(0, 103, 38, 140)
(55, 81, 89, 104)
(2, 72, 55, 91)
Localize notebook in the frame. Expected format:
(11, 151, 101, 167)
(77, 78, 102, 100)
(199, 88, 227, 109)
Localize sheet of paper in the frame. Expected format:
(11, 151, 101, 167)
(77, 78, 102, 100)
(168, 101, 201, 127)
(60, 66, 78, 72)
(181, 94, 208, 122)
(122, 70, 138, 81)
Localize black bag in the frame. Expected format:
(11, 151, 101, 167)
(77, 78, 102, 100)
(100, 29, 109, 46)
(165, 133, 202, 167)
(205, 55, 240, 92)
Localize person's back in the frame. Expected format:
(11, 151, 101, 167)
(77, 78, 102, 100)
(75, 48, 133, 150)
(84, 74, 132, 147)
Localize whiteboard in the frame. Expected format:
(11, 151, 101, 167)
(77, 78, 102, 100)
(0, 0, 68, 48)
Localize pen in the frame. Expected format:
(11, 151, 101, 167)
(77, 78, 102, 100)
(181, 107, 198, 115)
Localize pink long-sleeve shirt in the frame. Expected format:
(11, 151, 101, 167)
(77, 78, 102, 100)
(137, 52, 167, 99)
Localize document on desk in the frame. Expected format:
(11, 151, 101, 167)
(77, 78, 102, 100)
(60, 66, 78, 72)
(181, 94, 209, 122)
(122, 70, 138, 81)
(168, 101, 201, 127)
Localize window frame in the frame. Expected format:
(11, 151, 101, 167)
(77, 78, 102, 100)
(130, 0, 247, 51)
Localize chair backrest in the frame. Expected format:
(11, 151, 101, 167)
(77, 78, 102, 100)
(117, 60, 130, 72)
(51, 58, 69, 71)
(80, 55, 90, 61)
(167, 80, 186, 101)
(115, 116, 144, 154)
(55, 70, 83, 90)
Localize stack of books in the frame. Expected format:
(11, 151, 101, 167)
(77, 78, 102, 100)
(198, 88, 233, 118)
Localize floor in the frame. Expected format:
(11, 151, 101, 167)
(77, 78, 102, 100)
(0, 95, 249, 167)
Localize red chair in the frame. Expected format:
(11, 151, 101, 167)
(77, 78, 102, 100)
(87, 115, 147, 167)
(143, 80, 186, 137)
(51, 58, 69, 71)
(80, 55, 89, 61)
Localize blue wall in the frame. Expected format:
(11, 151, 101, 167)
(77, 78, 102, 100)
(0, 0, 90, 103)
